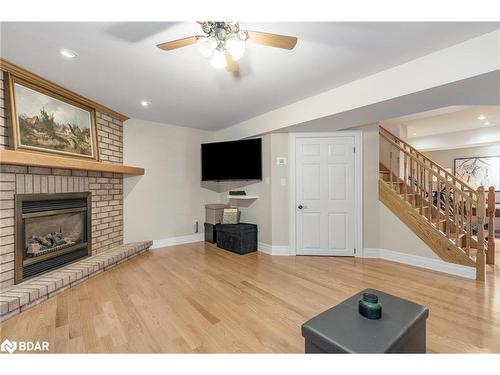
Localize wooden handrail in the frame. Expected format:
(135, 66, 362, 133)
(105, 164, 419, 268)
(380, 126, 478, 195)
(380, 132, 475, 204)
(379, 125, 495, 279)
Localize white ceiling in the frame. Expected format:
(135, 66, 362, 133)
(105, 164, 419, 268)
(381, 105, 500, 151)
(1, 22, 499, 130)
(404, 105, 500, 138)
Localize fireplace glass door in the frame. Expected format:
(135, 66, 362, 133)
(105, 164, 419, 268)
(15, 193, 91, 283)
(24, 211, 86, 259)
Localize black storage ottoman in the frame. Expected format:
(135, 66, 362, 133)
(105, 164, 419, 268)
(215, 223, 257, 255)
(204, 222, 217, 243)
(301, 288, 429, 353)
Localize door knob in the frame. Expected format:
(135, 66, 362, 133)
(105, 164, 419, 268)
(298, 204, 304, 210)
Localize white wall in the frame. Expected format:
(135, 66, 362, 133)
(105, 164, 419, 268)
(123, 119, 221, 243)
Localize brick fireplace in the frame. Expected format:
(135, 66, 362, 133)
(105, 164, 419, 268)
(15, 192, 92, 283)
(0, 69, 125, 289)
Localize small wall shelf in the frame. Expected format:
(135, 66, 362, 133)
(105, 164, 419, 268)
(226, 195, 259, 200)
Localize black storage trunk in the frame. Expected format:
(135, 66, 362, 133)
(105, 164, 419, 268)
(216, 223, 257, 255)
(204, 222, 217, 243)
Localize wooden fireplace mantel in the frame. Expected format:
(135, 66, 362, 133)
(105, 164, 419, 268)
(0, 149, 144, 175)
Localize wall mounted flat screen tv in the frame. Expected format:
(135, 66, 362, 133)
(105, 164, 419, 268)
(201, 138, 262, 181)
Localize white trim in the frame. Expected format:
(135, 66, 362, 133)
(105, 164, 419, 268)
(258, 242, 291, 256)
(363, 248, 476, 279)
(288, 131, 363, 257)
(151, 233, 204, 249)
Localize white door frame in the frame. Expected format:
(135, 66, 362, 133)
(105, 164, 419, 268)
(288, 131, 363, 257)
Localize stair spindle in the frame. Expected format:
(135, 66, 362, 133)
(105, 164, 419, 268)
(476, 187, 486, 281)
(487, 186, 496, 265)
(445, 182, 451, 240)
(466, 199, 472, 255)
(404, 152, 408, 202)
(427, 169, 432, 222)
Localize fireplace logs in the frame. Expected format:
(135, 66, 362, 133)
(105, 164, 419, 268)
(26, 232, 75, 257)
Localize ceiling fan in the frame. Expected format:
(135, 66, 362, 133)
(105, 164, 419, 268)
(156, 22, 298, 73)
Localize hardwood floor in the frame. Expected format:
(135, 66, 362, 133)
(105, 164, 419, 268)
(1, 242, 499, 353)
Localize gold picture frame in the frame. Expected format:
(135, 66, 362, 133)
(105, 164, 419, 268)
(6, 72, 99, 160)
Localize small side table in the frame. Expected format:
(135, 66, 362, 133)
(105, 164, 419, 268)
(301, 288, 429, 353)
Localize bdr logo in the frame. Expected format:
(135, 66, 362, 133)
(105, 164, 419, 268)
(1, 339, 49, 353)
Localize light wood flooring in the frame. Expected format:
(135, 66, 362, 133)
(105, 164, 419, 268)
(1, 241, 499, 353)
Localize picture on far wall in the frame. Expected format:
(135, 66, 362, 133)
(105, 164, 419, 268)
(6, 73, 99, 160)
(454, 156, 500, 191)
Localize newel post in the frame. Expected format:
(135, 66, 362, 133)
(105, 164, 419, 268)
(476, 186, 486, 281)
(487, 186, 496, 265)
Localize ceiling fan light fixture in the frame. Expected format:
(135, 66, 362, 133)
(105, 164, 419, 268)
(210, 49, 227, 69)
(226, 37, 246, 61)
(157, 22, 297, 74)
(198, 36, 217, 58)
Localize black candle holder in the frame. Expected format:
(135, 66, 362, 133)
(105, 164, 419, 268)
(359, 292, 382, 320)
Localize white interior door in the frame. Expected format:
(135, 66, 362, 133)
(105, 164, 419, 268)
(295, 136, 356, 256)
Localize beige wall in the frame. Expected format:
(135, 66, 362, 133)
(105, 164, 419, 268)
(123, 119, 221, 243)
(424, 144, 500, 202)
(270, 134, 289, 246)
(361, 124, 380, 249)
(378, 203, 439, 258)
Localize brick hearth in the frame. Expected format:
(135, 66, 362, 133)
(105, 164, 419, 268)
(0, 240, 152, 322)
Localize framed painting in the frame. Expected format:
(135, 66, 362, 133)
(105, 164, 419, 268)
(454, 156, 500, 192)
(6, 73, 99, 160)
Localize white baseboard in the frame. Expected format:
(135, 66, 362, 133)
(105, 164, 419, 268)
(363, 248, 476, 279)
(152, 237, 474, 278)
(151, 233, 204, 249)
(258, 242, 290, 256)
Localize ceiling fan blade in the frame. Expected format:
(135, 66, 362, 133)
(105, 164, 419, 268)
(156, 36, 198, 51)
(247, 31, 297, 50)
(225, 51, 240, 73)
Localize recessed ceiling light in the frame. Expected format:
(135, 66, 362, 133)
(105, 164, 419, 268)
(140, 100, 151, 107)
(413, 133, 417, 136)
(478, 115, 486, 120)
(60, 49, 77, 58)
(485, 121, 490, 126)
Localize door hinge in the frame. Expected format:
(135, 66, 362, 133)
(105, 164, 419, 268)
(354, 248, 356, 254)
(353, 147, 356, 153)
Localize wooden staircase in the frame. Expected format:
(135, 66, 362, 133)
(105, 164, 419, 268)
(379, 126, 496, 281)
